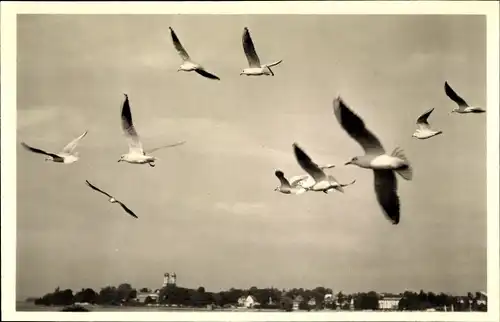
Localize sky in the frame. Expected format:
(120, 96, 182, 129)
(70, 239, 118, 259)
(15, 14, 487, 300)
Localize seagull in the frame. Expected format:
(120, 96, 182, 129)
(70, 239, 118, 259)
(293, 143, 356, 194)
(169, 27, 220, 80)
(118, 94, 157, 167)
(444, 81, 486, 114)
(412, 108, 443, 139)
(274, 170, 308, 195)
(281, 164, 337, 189)
(20, 130, 88, 164)
(85, 180, 138, 219)
(333, 96, 412, 225)
(240, 27, 282, 76)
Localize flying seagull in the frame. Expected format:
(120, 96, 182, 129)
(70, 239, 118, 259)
(444, 81, 486, 114)
(412, 108, 443, 139)
(333, 96, 412, 225)
(85, 180, 138, 219)
(118, 94, 157, 167)
(281, 163, 338, 189)
(240, 27, 283, 76)
(20, 130, 88, 164)
(293, 143, 356, 194)
(169, 27, 220, 80)
(274, 170, 308, 195)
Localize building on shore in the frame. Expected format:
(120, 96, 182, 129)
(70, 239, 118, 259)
(237, 295, 260, 308)
(162, 272, 177, 288)
(378, 295, 402, 310)
(137, 272, 177, 304)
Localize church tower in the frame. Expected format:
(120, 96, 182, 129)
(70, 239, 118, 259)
(170, 272, 177, 286)
(163, 273, 170, 287)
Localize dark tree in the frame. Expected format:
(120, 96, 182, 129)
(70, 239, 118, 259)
(279, 296, 293, 312)
(74, 288, 98, 304)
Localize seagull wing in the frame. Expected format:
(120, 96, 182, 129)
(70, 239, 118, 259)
(275, 170, 291, 189)
(60, 130, 88, 154)
(319, 164, 336, 170)
(289, 174, 310, 186)
(264, 60, 283, 68)
(293, 143, 327, 182)
(373, 170, 400, 225)
(143, 141, 186, 154)
(333, 97, 385, 156)
(121, 94, 143, 154)
(85, 180, 114, 199)
(444, 81, 469, 109)
(242, 27, 261, 68)
(341, 179, 357, 187)
(169, 27, 190, 61)
(117, 201, 139, 219)
(20, 142, 62, 160)
(326, 175, 340, 185)
(416, 108, 435, 130)
(194, 68, 221, 80)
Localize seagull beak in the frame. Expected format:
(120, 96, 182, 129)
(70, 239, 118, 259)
(344, 161, 351, 166)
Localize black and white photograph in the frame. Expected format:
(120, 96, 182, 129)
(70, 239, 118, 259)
(1, 1, 499, 321)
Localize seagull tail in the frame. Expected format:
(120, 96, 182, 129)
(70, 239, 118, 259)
(391, 147, 413, 181)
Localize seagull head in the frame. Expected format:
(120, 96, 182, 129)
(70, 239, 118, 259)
(274, 187, 280, 192)
(44, 157, 52, 162)
(118, 155, 125, 162)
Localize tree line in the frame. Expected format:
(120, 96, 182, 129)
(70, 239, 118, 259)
(31, 284, 487, 312)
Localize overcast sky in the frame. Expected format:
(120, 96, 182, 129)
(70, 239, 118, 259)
(16, 14, 486, 300)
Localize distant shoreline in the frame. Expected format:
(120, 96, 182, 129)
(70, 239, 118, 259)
(16, 302, 282, 312)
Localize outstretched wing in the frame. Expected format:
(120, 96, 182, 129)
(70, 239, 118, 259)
(289, 174, 310, 187)
(373, 170, 400, 225)
(117, 201, 139, 219)
(61, 130, 88, 154)
(264, 60, 283, 68)
(293, 143, 327, 182)
(341, 179, 356, 187)
(242, 27, 261, 68)
(333, 97, 385, 156)
(121, 94, 143, 154)
(20, 142, 62, 160)
(275, 170, 291, 189)
(320, 164, 336, 170)
(169, 27, 190, 61)
(444, 81, 469, 108)
(143, 141, 186, 155)
(85, 180, 114, 199)
(195, 68, 221, 80)
(416, 108, 434, 130)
